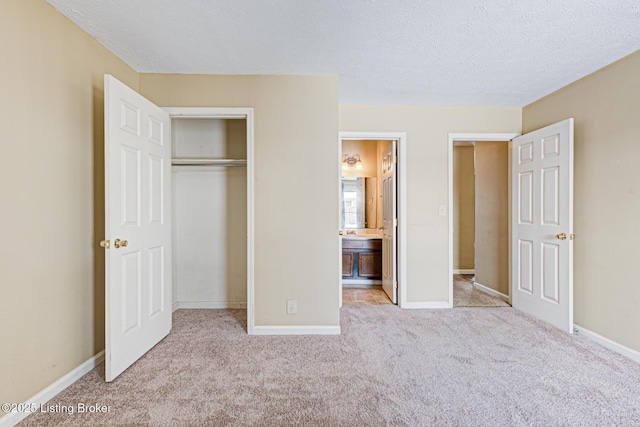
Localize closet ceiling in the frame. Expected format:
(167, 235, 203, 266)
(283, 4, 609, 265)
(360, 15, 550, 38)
(46, 0, 640, 107)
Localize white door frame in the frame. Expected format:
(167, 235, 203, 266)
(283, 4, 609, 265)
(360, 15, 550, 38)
(164, 107, 255, 335)
(447, 133, 520, 307)
(338, 131, 408, 308)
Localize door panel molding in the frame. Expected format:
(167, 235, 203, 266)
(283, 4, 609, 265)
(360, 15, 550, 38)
(105, 75, 172, 381)
(511, 119, 574, 332)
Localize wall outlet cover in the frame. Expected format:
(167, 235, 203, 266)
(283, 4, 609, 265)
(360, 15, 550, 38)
(286, 299, 297, 315)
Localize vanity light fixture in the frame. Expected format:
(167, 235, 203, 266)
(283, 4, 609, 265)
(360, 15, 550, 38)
(342, 154, 363, 170)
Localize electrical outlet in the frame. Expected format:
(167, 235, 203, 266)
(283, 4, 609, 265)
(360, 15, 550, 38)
(286, 299, 297, 315)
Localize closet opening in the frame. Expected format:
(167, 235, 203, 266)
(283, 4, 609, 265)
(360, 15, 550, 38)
(166, 109, 254, 333)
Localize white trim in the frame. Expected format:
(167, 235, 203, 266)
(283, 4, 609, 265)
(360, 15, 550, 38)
(246, 110, 255, 335)
(402, 301, 450, 309)
(453, 269, 475, 275)
(338, 138, 343, 309)
(172, 301, 179, 313)
(472, 282, 510, 303)
(574, 324, 640, 364)
(251, 326, 341, 335)
(342, 279, 382, 285)
(164, 107, 255, 335)
(173, 301, 247, 309)
(163, 107, 250, 118)
(339, 131, 408, 309)
(447, 133, 520, 308)
(0, 351, 105, 427)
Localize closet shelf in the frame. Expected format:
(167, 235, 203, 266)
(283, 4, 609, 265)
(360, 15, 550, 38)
(171, 158, 247, 167)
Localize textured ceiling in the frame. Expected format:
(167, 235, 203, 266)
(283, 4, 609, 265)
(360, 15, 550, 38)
(46, 0, 640, 107)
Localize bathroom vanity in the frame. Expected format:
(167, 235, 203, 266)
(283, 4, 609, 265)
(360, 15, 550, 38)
(341, 237, 382, 282)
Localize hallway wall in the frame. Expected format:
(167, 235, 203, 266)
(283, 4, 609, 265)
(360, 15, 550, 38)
(474, 142, 509, 296)
(453, 146, 475, 270)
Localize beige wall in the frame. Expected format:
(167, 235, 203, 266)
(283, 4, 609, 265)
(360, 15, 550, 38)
(139, 74, 340, 327)
(474, 142, 509, 295)
(341, 139, 378, 178)
(453, 146, 475, 270)
(340, 106, 521, 302)
(0, 0, 138, 410)
(523, 50, 640, 353)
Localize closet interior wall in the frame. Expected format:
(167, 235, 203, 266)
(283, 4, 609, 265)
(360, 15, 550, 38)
(171, 118, 248, 309)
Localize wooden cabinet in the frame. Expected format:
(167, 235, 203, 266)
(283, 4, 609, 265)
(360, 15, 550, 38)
(342, 253, 355, 277)
(358, 252, 381, 277)
(342, 238, 382, 280)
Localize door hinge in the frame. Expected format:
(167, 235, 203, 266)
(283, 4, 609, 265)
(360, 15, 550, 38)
(394, 155, 398, 164)
(100, 240, 110, 249)
(393, 218, 398, 227)
(393, 281, 398, 289)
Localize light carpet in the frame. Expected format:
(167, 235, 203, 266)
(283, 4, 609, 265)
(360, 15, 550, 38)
(453, 275, 510, 308)
(19, 307, 640, 426)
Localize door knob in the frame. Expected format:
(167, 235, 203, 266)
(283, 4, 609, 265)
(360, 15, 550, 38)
(114, 239, 128, 249)
(100, 240, 110, 249)
(570, 234, 576, 240)
(556, 233, 567, 240)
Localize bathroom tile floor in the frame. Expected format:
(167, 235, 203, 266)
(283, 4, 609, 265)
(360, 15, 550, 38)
(342, 287, 393, 305)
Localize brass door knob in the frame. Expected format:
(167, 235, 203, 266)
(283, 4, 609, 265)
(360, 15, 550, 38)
(114, 239, 128, 249)
(100, 240, 110, 249)
(570, 234, 576, 240)
(556, 233, 567, 240)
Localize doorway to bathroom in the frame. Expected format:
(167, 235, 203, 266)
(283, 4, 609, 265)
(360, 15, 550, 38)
(338, 132, 407, 308)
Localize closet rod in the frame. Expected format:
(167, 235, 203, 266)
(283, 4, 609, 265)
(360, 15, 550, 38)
(171, 158, 247, 167)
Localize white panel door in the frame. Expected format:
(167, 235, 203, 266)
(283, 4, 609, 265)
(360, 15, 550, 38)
(104, 75, 172, 381)
(381, 141, 397, 303)
(511, 119, 573, 332)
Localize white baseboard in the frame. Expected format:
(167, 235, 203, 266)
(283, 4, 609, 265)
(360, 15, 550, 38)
(0, 351, 104, 427)
(401, 301, 451, 309)
(173, 301, 247, 310)
(574, 324, 640, 364)
(251, 325, 341, 335)
(473, 282, 510, 303)
(453, 269, 475, 275)
(342, 279, 382, 285)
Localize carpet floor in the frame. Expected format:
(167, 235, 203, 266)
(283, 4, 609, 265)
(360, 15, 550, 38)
(18, 307, 640, 426)
(453, 275, 511, 308)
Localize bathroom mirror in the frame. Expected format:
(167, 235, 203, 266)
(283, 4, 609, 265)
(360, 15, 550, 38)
(341, 177, 377, 229)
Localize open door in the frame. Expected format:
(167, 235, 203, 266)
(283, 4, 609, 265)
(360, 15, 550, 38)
(103, 75, 172, 381)
(511, 119, 574, 333)
(381, 141, 397, 303)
